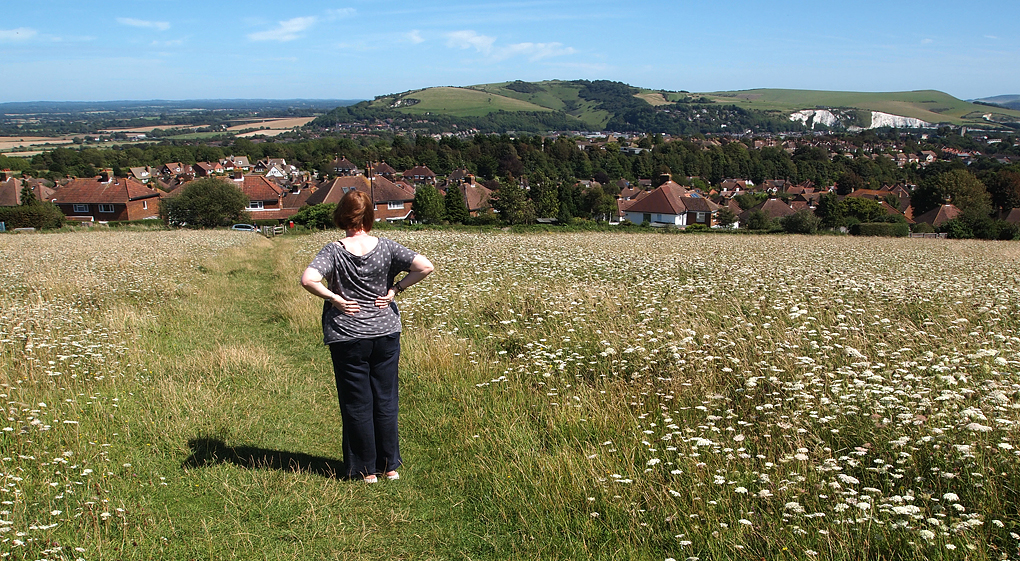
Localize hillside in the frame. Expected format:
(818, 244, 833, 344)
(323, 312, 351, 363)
(703, 89, 1020, 128)
(312, 80, 1020, 135)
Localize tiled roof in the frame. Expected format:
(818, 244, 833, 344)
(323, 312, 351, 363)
(913, 204, 961, 227)
(234, 175, 284, 201)
(740, 198, 795, 221)
(51, 176, 159, 205)
(623, 182, 716, 215)
(403, 165, 436, 178)
(461, 183, 492, 212)
(308, 175, 414, 205)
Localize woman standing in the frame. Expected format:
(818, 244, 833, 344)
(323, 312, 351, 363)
(300, 190, 433, 483)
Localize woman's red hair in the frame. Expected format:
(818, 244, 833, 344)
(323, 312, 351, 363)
(334, 190, 374, 231)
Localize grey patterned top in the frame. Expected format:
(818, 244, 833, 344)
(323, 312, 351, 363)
(308, 238, 417, 344)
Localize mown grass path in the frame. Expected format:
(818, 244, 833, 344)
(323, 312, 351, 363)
(119, 237, 530, 560)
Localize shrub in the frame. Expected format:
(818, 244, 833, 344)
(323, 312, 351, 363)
(159, 178, 250, 228)
(781, 209, 821, 234)
(850, 222, 909, 237)
(911, 222, 935, 234)
(0, 203, 65, 230)
(291, 203, 338, 230)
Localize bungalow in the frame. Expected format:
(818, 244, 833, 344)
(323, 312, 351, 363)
(307, 174, 415, 222)
(50, 173, 161, 222)
(622, 181, 720, 227)
(738, 198, 796, 225)
(913, 204, 961, 228)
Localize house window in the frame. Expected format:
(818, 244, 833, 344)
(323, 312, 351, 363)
(98, 204, 114, 213)
(388, 202, 404, 210)
(696, 212, 706, 223)
(248, 201, 264, 210)
(642, 213, 651, 223)
(73, 204, 89, 213)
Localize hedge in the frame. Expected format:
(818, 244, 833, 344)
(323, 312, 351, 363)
(850, 222, 909, 237)
(0, 204, 65, 230)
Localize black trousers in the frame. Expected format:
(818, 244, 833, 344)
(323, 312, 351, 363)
(328, 333, 402, 478)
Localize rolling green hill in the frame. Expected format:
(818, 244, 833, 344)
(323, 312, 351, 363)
(702, 89, 1020, 127)
(313, 80, 1020, 134)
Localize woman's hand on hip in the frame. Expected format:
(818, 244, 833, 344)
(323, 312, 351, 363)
(331, 296, 360, 315)
(374, 288, 397, 308)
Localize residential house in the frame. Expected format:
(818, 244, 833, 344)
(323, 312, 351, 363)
(159, 162, 184, 177)
(331, 157, 359, 177)
(50, 173, 161, 222)
(368, 161, 397, 180)
(307, 174, 415, 222)
(440, 176, 492, 216)
(193, 161, 224, 177)
(402, 165, 437, 185)
(738, 198, 796, 225)
(129, 166, 154, 183)
(621, 181, 720, 227)
(0, 173, 55, 206)
(228, 174, 295, 220)
(913, 204, 961, 228)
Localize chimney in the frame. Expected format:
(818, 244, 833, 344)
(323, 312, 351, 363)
(100, 171, 111, 183)
(233, 171, 244, 181)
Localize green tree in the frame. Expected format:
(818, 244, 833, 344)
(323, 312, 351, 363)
(716, 207, 738, 228)
(781, 209, 821, 234)
(412, 184, 445, 224)
(492, 179, 534, 225)
(911, 169, 991, 217)
(836, 171, 865, 196)
(290, 203, 337, 230)
(840, 197, 887, 224)
(744, 209, 774, 231)
(19, 185, 39, 206)
(530, 176, 560, 219)
(159, 178, 250, 228)
(986, 170, 1020, 211)
(444, 184, 470, 224)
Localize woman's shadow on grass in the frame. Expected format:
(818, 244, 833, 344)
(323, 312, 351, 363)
(183, 437, 347, 479)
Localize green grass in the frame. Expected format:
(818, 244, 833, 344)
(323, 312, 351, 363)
(387, 87, 552, 117)
(5, 230, 1020, 560)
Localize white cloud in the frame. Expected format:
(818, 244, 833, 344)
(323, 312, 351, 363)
(248, 17, 317, 42)
(494, 42, 575, 62)
(985, 35, 998, 40)
(921, 38, 934, 44)
(326, 8, 356, 20)
(406, 30, 424, 44)
(444, 30, 575, 63)
(0, 27, 38, 42)
(116, 18, 170, 31)
(445, 30, 495, 54)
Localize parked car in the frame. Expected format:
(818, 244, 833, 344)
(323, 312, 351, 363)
(231, 224, 258, 232)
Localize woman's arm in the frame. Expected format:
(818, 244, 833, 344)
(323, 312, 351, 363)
(374, 254, 435, 308)
(301, 267, 360, 315)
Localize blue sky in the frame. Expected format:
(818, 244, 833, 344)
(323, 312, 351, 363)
(2, 0, 1017, 102)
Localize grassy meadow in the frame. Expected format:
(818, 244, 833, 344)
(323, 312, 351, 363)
(2, 229, 1020, 560)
